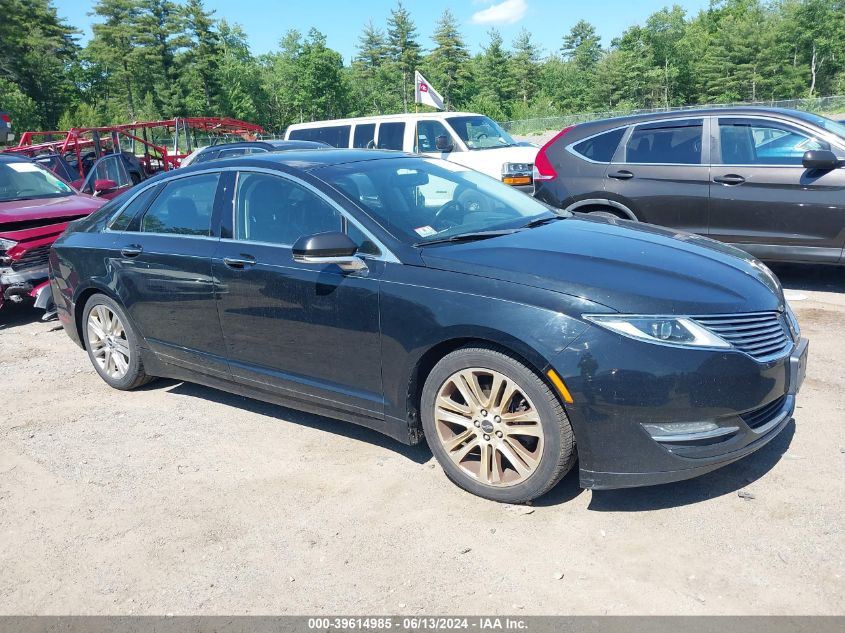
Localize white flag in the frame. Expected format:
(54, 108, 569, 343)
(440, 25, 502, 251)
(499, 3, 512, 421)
(414, 71, 445, 110)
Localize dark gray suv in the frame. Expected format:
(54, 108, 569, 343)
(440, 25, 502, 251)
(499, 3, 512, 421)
(533, 107, 845, 265)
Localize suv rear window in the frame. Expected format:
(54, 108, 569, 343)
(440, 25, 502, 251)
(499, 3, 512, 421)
(572, 128, 625, 163)
(288, 125, 351, 148)
(625, 120, 703, 165)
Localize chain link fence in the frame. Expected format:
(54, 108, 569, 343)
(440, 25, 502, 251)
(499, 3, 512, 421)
(500, 95, 845, 136)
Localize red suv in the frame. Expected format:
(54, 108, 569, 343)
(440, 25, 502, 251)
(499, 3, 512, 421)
(0, 154, 105, 311)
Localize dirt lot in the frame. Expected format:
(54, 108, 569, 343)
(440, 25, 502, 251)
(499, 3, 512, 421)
(0, 264, 843, 615)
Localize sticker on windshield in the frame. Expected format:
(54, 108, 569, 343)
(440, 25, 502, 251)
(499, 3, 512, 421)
(414, 225, 437, 238)
(8, 162, 41, 173)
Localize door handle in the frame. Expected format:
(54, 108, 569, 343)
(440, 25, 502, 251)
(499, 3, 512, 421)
(713, 174, 746, 185)
(607, 170, 634, 180)
(223, 255, 256, 269)
(120, 244, 143, 258)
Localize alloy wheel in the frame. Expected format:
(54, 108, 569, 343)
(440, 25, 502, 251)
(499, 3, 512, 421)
(433, 368, 544, 487)
(87, 304, 131, 380)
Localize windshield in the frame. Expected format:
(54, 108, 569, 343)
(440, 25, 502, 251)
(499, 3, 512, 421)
(0, 160, 75, 202)
(318, 157, 556, 245)
(793, 111, 845, 141)
(446, 115, 517, 150)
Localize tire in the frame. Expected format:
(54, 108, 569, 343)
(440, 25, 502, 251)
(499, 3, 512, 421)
(421, 345, 576, 503)
(588, 208, 626, 220)
(81, 293, 153, 390)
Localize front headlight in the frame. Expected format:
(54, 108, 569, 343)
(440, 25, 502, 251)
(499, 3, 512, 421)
(0, 237, 16, 266)
(584, 315, 731, 349)
(502, 162, 532, 175)
(784, 302, 800, 340)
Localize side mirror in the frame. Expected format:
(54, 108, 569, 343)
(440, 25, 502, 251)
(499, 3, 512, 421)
(93, 179, 118, 193)
(802, 149, 841, 171)
(292, 232, 367, 272)
(435, 135, 453, 152)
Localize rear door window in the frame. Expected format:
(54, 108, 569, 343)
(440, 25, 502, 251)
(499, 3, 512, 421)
(377, 122, 405, 151)
(572, 128, 626, 163)
(140, 173, 220, 236)
(625, 119, 703, 165)
(353, 123, 376, 149)
(289, 125, 351, 148)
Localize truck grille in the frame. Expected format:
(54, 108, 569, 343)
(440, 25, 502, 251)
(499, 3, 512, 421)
(693, 312, 791, 361)
(10, 245, 51, 271)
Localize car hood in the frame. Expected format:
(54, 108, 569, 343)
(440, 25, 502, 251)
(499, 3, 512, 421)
(0, 194, 103, 227)
(420, 216, 784, 315)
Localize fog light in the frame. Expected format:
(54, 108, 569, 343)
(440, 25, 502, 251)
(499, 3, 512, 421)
(643, 421, 738, 441)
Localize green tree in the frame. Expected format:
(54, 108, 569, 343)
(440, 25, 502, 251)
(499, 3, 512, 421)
(424, 9, 471, 110)
(511, 28, 541, 104)
(0, 0, 79, 128)
(180, 0, 223, 113)
(386, 1, 421, 112)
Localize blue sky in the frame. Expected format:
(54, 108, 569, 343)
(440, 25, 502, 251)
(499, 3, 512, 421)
(53, 0, 712, 62)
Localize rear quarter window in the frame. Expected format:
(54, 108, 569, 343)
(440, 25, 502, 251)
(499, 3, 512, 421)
(289, 125, 351, 148)
(571, 128, 626, 163)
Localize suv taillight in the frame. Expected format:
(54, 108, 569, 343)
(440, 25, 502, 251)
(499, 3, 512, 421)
(0, 114, 10, 124)
(533, 125, 576, 182)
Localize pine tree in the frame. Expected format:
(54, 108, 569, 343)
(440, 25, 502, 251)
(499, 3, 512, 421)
(386, 1, 420, 112)
(425, 9, 471, 110)
(511, 28, 541, 104)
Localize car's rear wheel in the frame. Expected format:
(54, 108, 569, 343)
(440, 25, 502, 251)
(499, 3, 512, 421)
(421, 345, 576, 503)
(82, 294, 153, 390)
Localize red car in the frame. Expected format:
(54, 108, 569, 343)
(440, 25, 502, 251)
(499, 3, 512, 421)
(0, 154, 105, 312)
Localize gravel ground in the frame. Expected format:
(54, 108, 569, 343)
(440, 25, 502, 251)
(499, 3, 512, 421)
(0, 263, 843, 615)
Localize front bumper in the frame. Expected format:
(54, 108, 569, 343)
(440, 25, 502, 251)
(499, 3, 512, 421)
(553, 329, 809, 489)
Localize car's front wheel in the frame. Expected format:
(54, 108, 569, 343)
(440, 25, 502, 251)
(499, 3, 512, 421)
(421, 345, 576, 503)
(82, 294, 153, 390)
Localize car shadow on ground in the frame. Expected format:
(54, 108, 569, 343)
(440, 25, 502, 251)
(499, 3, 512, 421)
(585, 420, 795, 512)
(154, 379, 433, 465)
(0, 303, 50, 331)
(770, 263, 845, 293)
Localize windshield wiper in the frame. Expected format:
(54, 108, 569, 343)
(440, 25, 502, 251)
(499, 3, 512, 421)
(522, 214, 566, 229)
(415, 229, 519, 247)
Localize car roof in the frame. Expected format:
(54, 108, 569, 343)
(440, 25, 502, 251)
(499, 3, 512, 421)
(578, 106, 821, 129)
(0, 153, 28, 163)
(168, 149, 412, 179)
(286, 111, 485, 129)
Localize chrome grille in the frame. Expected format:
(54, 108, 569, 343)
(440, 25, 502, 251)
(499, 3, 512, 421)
(742, 395, 788, 430)
(10, 245, 51, 271)
(693, 312, 791, 361)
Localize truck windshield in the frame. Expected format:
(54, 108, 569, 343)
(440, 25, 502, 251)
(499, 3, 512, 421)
(0, 161, 75, 202)
(446, 115, 517, 150)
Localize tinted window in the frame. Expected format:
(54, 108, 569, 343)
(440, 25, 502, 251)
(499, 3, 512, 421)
(377, 122, 405, 151)
(572, 128, 625, 163)
(416, 120, 454, 153)
(288, 125, 351, 148)
(353, 123, 376, 149)
(109, 185, 160, 231)
(193, 150, 219, 164)
(719, 118, 831, 165)
(235, 172, 342, 246)
(141, 173, 219, 236)
(625, 120, 703, 165)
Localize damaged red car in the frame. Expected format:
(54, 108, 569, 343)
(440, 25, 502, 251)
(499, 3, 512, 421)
(0, 154, 105, 312)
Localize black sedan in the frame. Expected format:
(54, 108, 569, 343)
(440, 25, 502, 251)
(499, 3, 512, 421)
(49, 150, 808, 502)
(533, 107, 845, 265)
